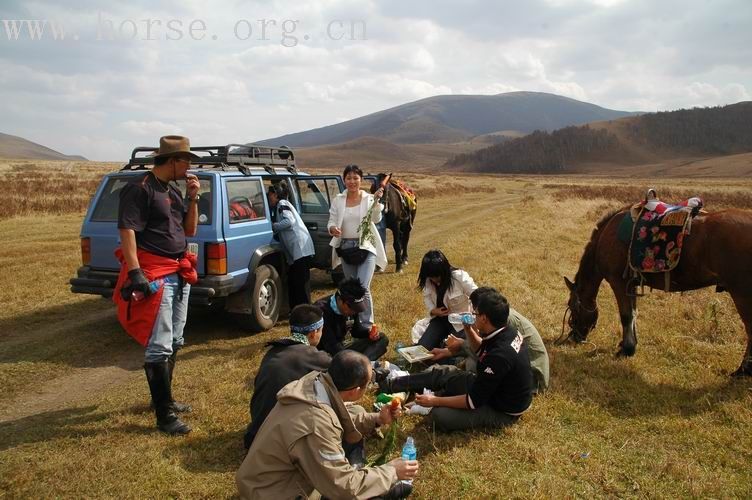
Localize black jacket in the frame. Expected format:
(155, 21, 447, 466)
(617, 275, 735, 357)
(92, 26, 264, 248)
(244, 339, 331, 448)
(467, 325, 533, 415)
(314, 295, 371, 357)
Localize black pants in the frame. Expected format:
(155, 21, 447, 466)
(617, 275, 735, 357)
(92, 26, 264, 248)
(349, 333, 389, 361)
(288, 256, 312, 309)
(417, 316, 465, 350)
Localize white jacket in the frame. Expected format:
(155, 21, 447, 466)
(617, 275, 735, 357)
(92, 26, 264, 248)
(423, 269, 478, 332)
(327, 190, 387, 270)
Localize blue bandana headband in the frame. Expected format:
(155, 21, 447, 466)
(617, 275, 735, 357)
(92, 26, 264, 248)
(290, 318, 324, 334)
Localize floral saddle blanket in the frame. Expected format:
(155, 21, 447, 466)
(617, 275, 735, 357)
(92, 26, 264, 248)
(628, 207, 692, 273)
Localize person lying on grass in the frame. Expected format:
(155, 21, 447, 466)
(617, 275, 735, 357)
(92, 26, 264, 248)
(379, 288, 533, 432)
(242, 304, 331, 449)
(237, 350, 418, 499)
(429, 286, 550, 394)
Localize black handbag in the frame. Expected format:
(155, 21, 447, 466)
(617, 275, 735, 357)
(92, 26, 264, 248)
(336, 246, 369, 265)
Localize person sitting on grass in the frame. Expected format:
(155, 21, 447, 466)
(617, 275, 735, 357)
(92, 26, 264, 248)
(315, 277, 389, 361)
(430, 286, 550, 393)
(414, 249, 478, 351)
(379, 288, 533, 432)
(236, 350, 418, 499)
(242, 304, 332, 449)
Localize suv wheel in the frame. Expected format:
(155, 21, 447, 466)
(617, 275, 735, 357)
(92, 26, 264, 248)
(236, 264, 281, 332)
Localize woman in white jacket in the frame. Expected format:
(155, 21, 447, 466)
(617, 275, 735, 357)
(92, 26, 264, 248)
(327, 165, 387, 330)
(416, 249, 478, 350)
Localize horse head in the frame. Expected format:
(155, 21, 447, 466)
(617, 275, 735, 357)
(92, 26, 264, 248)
(369, 173, 392, 194)
(564, 276, 599, 343)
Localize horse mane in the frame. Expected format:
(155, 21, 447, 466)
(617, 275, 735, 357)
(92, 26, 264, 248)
(573, 206, 628, 284)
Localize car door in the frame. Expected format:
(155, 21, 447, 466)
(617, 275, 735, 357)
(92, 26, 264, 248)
(222, 176, 274, 287)
(294, 175, 344, 269)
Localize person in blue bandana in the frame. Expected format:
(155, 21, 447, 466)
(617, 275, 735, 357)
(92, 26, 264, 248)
(243, 304, 331, 449)
(314, 277, 389, 361)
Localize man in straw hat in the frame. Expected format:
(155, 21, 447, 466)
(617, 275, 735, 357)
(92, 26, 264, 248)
(116, 135, 200, 435)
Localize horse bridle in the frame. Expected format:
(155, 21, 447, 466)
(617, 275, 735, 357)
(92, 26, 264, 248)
(556, 285, 598, 345)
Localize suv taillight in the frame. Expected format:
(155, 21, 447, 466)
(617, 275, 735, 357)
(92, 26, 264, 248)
(81, 237, 91, 266)
(206, 242, 227, 275)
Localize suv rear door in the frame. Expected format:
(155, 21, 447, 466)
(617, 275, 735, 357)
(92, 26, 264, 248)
(294, 175, 344, 269)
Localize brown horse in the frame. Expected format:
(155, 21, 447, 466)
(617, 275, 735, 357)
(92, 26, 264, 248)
(370, 173, 417, 273)
(564, 207, 752, 376)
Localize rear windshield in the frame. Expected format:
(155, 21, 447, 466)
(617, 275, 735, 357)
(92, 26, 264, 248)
(90, 175, 213, 224)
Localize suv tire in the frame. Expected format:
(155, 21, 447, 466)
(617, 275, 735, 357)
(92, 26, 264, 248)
(235, 264, 281, 332)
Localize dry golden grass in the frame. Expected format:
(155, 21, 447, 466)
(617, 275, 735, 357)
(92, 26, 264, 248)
(0, 160, 114, 220)
(1, 164, 751, 498)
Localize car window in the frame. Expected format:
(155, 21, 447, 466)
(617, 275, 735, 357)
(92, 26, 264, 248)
(91, 177, 129, 222)
(296, 178, 330, 214)
(91, 176, 212, 225)
(226, 179, 267, 223)
(326, 178, 342, 202)
(175, 177, 213, 224)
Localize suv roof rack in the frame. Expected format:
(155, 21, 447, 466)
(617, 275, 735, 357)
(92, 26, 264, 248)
(121, 144, 297, 175)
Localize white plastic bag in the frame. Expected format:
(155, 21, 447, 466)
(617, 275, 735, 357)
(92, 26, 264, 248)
(411, 317, 431, 344)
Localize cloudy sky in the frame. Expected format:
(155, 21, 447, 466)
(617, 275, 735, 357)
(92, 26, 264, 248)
(1, 0, 750, 160)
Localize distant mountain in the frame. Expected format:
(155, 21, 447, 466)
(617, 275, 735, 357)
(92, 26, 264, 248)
(0, 132, 87, 161)
(258, 92, 637, 147)
(444, 101, 752, 173)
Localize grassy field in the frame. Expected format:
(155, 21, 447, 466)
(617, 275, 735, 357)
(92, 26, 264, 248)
(1, 161, 751, 498)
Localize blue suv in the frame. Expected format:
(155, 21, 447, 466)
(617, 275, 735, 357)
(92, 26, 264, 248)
(70, 144, 344, 331)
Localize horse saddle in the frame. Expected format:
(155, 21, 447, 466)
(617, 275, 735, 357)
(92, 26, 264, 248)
(619, 190, 704, 276)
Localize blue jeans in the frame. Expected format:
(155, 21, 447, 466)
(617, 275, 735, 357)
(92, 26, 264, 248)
(340, 243, 377, 329)
(145, 274, 190, 363)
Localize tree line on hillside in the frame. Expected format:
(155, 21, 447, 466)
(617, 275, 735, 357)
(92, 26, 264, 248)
(445, 101, 752, 173)
(625, 102, 752, 154)
(444, 126, 621, 173)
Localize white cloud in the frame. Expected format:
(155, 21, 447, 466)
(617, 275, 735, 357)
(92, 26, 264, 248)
(0, 0, 749, 160)
(121, 120, 183, 136)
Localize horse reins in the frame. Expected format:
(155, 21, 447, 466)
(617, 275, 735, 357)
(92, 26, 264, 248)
(555, 288, 598, 346)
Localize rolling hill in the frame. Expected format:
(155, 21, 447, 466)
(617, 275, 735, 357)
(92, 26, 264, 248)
(444, 101, 752, 174)
(0, 132, 86, 161)
(259, 91, 637, 148)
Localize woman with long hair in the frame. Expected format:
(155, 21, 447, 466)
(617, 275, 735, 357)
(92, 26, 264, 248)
(415, 249, 477, 350)
(327, 164, 387, 331)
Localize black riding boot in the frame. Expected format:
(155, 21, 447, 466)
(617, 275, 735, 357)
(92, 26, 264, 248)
(144, 361, 191, 435)
(167, 351, 192, 413)
(149, 352, 192, 413)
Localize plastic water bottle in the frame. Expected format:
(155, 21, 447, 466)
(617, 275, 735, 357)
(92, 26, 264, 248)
(132, 279, 163, 301)
(402, 436, 417, 460)
(448, 312, 475, 326)
(401, 436, 417, 484)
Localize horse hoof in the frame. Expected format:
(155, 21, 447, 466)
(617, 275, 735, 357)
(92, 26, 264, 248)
(616, 341, 636, 357)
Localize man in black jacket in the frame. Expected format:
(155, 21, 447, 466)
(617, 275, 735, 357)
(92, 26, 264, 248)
(243, 304, 331, 448)
(314, 277, 389, 361)
(380, 289, 533, 432)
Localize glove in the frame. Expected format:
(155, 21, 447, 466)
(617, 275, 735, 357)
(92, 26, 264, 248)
(127, 268, 152, 296)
